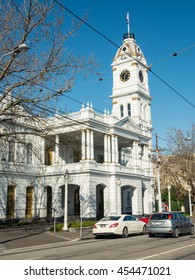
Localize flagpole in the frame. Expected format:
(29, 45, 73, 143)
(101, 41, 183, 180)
(126, 12, 130, 35)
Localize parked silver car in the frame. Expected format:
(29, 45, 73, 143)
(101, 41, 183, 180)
(147, 212, 194, 238)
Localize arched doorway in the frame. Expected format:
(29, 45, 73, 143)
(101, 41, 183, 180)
(46, 186, 52, 218)
(61, 184, 80, 218)
(121, 186, 133, 214)
(74, 189, 80, 215)
(96, 184, 105, 219)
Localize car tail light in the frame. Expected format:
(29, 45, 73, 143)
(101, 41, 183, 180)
(109, 223, 119, 228)
(168, 214, 173, 219)
(93, 224, 97, 228)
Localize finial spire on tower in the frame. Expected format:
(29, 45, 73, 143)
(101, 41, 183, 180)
(123, 12, 135, 40)
(126, 12, 130, 35)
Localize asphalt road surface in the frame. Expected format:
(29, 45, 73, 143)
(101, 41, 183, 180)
(1, 233, 195, 260)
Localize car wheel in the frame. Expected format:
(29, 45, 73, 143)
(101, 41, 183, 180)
(190, 225, 194, 235)
(95, 236, 101, 239)
(121, 227, 128, 238)
(172, 227, 179, 238)
(142, 225, 147, 235)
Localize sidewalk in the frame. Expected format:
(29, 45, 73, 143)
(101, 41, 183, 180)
(0, 224, 94, 251)
(1, 216, 194, 252)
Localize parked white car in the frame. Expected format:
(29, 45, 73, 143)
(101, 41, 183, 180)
(93, 214, 147, 238)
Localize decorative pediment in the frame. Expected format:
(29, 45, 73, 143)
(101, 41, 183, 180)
(114, 116, 141, 132)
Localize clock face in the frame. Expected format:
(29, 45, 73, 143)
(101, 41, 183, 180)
(120, 70, 130, 82)
(139, 70, 144, 83)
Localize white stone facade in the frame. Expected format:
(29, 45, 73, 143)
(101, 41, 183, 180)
(0, 32, 155, 221)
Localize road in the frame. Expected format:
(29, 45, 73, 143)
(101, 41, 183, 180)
(1, 233, 195, 260)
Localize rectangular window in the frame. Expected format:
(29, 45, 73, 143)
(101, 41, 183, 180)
(26, 186, 34, 218)
(8, 141, 15, 162)
(6, 185, 15, 219)
(120, 105, 124, 118)
(127, 103, 131, 116)
(73, 150, 81, 162)
(97, 154, 104, 163)
(27, 143, 32, 164)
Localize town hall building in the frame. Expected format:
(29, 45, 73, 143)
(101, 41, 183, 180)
(0, 27, 154, 221)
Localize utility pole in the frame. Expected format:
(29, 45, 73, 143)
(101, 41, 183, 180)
(155, 134, 162, 211)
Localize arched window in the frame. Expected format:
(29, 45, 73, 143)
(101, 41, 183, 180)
(26, 143, 32, 164)
(127, 103, 131, 116)
(8, 141, 15, 162)
(120, 105, 124, 118)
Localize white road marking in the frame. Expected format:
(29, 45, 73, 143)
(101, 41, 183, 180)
(138, 243, 195, 260)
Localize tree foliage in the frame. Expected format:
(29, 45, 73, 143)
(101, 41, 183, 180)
(0, 0, 98, 124)
(158, 125, 195, 213)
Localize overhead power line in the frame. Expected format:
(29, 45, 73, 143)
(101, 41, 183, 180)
(53, 0, 195, 109)
(151, 43, 195, 66)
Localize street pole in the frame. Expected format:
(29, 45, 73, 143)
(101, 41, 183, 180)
(188, 188, 192, 216)
(0, 43, 30, 82)
(79, 194, 85, 238)
(63, 169, 69, 231)
(116, 177, 121, 215)
(0, 44, 29, 62)
(167, 185, 171, 211)
(155, 134, 162, 211)
(157, 166, 162, 211)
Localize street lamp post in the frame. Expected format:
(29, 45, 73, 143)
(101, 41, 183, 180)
(0, 43, 29, 62)
(156, 137, 191, 212)
(167, 185, 171, 211)
(116, 177, 121, 215)
(63, 169, 69, 231)
(157, 166, 162, 211)
(188, 188, 192, 216)
(79, 194, 85, 238)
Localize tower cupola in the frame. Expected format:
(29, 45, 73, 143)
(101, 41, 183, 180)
(110, 13, 152, 132)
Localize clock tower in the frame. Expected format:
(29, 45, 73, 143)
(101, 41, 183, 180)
(110, 24, 152, 132)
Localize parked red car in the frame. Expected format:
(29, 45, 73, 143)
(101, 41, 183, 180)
(138, 214, 151, 224)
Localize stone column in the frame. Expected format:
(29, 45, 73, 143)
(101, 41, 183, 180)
(86, 129, 91, 159)
(41, 137, 45, 164)
(104, 134, 108, 163)
(115, 135, 118, 163)
(132, 141, 138, 168)
(107, 135, 111, 163)
(111, 135, 115, 162)
(81, 130, 86, 160)
(90, 130, 94, 160)
(54, 135, 59, 163)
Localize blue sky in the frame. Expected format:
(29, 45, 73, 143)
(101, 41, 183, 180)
(55, 0, 195, 149)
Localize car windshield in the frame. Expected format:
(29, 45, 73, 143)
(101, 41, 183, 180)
(100, 216, 121, 221)
(151, 213, 170, 220)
